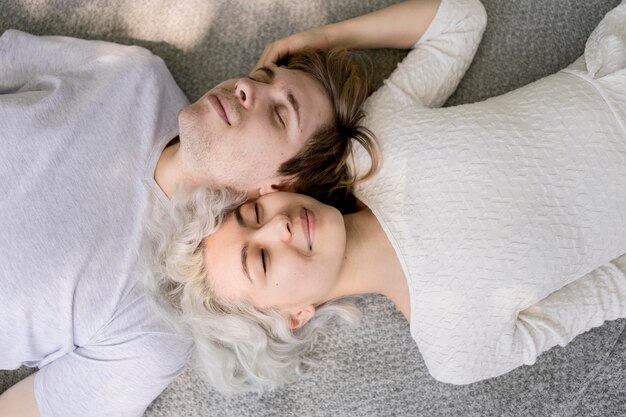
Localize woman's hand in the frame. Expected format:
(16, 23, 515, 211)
(254, 28, 331, 70)
(254, 0, 441, 69)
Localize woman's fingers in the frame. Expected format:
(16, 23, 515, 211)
(255, 36, 300, 70)
(254, 30, 330, 70)
(254, 40, 287, 70)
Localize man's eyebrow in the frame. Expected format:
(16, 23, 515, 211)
(256, 66, 275, 82)
(241, 243, 252, 284)
(256, 66, 301, 130)
(285, 88, 301, 131)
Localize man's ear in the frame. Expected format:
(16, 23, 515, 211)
(258, 182, 278, 196)
(257, 176, 295, 196)
(247, 179, 277, 199)
(288, 305, 316, 332)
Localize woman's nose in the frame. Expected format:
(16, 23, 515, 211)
(256, 214, 292, 244)
(235, 78, 254, 110)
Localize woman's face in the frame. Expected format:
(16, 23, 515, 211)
(203, 192, 347, 319)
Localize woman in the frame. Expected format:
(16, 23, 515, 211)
(148, 0, 626, 394)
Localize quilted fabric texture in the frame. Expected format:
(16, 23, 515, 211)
(356, 0, 626, 385)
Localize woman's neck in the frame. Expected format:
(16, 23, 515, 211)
(328, 209, 411, 320)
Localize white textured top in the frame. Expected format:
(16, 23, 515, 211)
(0, 30, 192, 416)
(354, 0, 626, 384)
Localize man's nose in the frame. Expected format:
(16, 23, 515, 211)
(235, 78, 256, 110)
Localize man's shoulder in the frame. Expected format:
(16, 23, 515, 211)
(2, 29, 169, 79)
(77, 38, 169, 83)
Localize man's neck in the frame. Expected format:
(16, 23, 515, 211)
(154, 141, 213, 199)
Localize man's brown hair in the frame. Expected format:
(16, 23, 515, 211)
(277, 48, 379, 210)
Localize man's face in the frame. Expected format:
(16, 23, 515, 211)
(178, 65, 334, 196)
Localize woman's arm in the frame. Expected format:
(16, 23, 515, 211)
(256, 0, 441, 67)
(427, 254, 626, 385)
(259, 0, 486, 111)
(323, 0, 441, 50)
(444, 254, 626, 385)
(512, 254, 626, 366)
(368, 0, 487, 108)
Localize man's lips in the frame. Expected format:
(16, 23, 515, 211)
(300, 208, 315, 251)
(207, 94, 230, 125)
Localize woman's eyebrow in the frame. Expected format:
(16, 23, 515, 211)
(234, 206, 245, 226)
(241, 243, 252, 283)
(233, 207, 253, 283)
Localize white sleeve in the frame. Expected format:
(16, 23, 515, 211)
(420, 254, 626, 384)
(34, 332, 190, 417)
(365, 0, 487, 111)
(0, 29, 154, 91)
(436, 253, 626, 385)
(512, 253, 626, 367)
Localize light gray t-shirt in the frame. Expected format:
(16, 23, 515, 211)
(0, 30, 192, 417)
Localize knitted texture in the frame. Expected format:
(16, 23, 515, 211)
(356, 0, 626, 384)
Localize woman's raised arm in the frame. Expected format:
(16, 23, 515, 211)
(365, 0, 487, 109)
(255, 0, 441, 68)
(256, 0, 487, 109)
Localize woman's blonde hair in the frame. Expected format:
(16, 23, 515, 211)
(143, 187, 360, 394)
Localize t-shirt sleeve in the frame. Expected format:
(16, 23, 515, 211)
(0, 29, 155, 91)
(34, 332, 191, 417)
(365, 0, 487, 111)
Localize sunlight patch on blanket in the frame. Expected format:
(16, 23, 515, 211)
(119, 0, 216, 51)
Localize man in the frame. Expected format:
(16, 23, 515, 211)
(0, 30, 376, 416)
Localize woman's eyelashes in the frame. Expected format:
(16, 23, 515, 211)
(260, 248, 267, 273)
(252, 202, 268, 275)
(254, 202, 261, 224)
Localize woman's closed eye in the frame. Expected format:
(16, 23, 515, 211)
(254, 202, 262, 224)
(260, 248, 267, 274)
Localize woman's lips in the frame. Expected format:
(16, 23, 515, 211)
(207, 94, 230, 125)
(300, 208, 316, 251)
